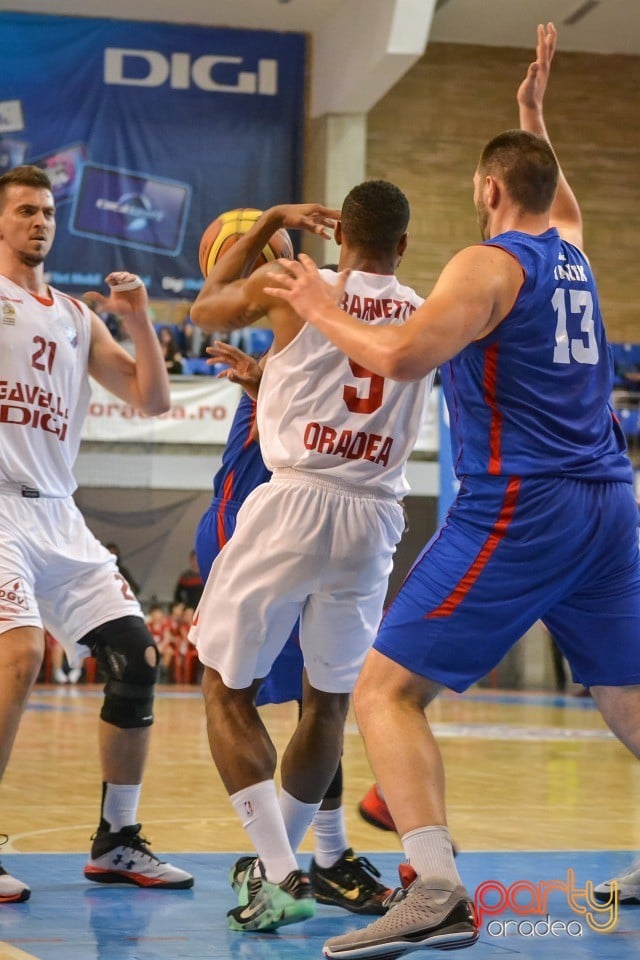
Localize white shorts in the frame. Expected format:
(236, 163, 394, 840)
(0, 492, 143, 665)
(190, 468, 405, 693)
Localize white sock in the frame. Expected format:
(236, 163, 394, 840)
(230, 779, 298, 883)
(279, 787, 321, 854)
(102, 783, 141, 832)
(312, 807, 348, 868)
(402, 825, 461, 886)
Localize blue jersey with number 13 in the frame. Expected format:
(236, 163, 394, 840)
(440, 227, 632, 483)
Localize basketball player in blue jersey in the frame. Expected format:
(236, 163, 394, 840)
(267, 24, 640, 957)
(194, 372, 390, 915)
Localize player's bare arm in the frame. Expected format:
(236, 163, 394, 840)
(517, 22, 583, 248)
(190, 202, 340, 334)
(86, 272, 170, 416)
(266, 245, 521, 381)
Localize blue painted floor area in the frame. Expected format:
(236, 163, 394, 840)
(2, 851, 640, 959)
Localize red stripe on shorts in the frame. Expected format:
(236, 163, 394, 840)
(217, 472, 235, 549)
(425, 476, 521, 619)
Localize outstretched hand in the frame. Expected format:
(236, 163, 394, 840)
(264, 254, 350, 320)
(205, 340, 263, 398)
(517, 22, 557, 111)
(84, 271, 149, 317)
(271, 204, 341, 240)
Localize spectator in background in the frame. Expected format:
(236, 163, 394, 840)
(105, 542, 140, 597)
(83, 293, 122, 343)
(155, 602, 184, 683)
(145, 604, 166, 647)
(183, 312, 206, 359)
(173, 550, 204, 608)
(157, 326, 184, 374)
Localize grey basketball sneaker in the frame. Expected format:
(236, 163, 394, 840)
(322, 876, 478, 958)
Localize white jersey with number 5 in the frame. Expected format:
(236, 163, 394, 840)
(257, 269, 430, 498)
(0, 274, 91, 497)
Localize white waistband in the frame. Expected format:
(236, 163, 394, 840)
(270, 467, 397, 502)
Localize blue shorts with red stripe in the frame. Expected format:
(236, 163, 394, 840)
(195, 496, 240, 582)
(195, 495, 303, 705)
(374, 475, 640, 692)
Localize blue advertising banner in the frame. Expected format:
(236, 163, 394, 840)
(0, 13, 306, 298)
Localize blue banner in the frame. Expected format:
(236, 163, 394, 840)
(0, 13, 306, 298)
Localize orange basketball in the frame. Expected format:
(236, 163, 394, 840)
(198, 208, 294, 278)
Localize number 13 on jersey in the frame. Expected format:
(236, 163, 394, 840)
(552, 287, 599, 365)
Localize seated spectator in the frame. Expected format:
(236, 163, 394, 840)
(83, 293, 122, 342)
(145, 604, 166, 646)
(173, 549, 204, 608)
(156, 602, 185, 682)
(157, 326, 184, 374)
(183, 313, 206, 358)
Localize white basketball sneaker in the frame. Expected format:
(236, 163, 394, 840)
(595, 858, 640, 905)
(0, 835, 31, 903)
(84, 823, 194, 889)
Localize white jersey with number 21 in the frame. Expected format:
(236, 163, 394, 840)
(0, 274, 91, 498)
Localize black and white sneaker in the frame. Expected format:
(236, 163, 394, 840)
(0, 834, 30, 903)
(84, 823, 194, 889)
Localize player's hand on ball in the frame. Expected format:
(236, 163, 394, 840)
(270, 203, 341, 239)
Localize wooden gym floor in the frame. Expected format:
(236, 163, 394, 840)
(1, 683, 640, 958)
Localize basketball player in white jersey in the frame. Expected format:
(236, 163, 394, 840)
(189, 183, 432, 932)
(0, 165, 193, 903)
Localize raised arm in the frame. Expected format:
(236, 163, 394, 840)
(517, 22, 583, 248)
(190, 203, 340, 334)
(86, 272, 170, 415)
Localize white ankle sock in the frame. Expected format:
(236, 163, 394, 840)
(230, 779, 298, 883)
(279, 787, 321, 854)
(102, 783, 141, 831)
(312, 807, 348, 868)
(402, 825, 461, 886)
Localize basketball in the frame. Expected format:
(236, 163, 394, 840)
(198, 208, 294, 278)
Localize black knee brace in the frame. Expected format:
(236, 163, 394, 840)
(79, 616, 158, 729)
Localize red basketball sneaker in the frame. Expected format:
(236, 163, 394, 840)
(358, 784, 396, 832)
